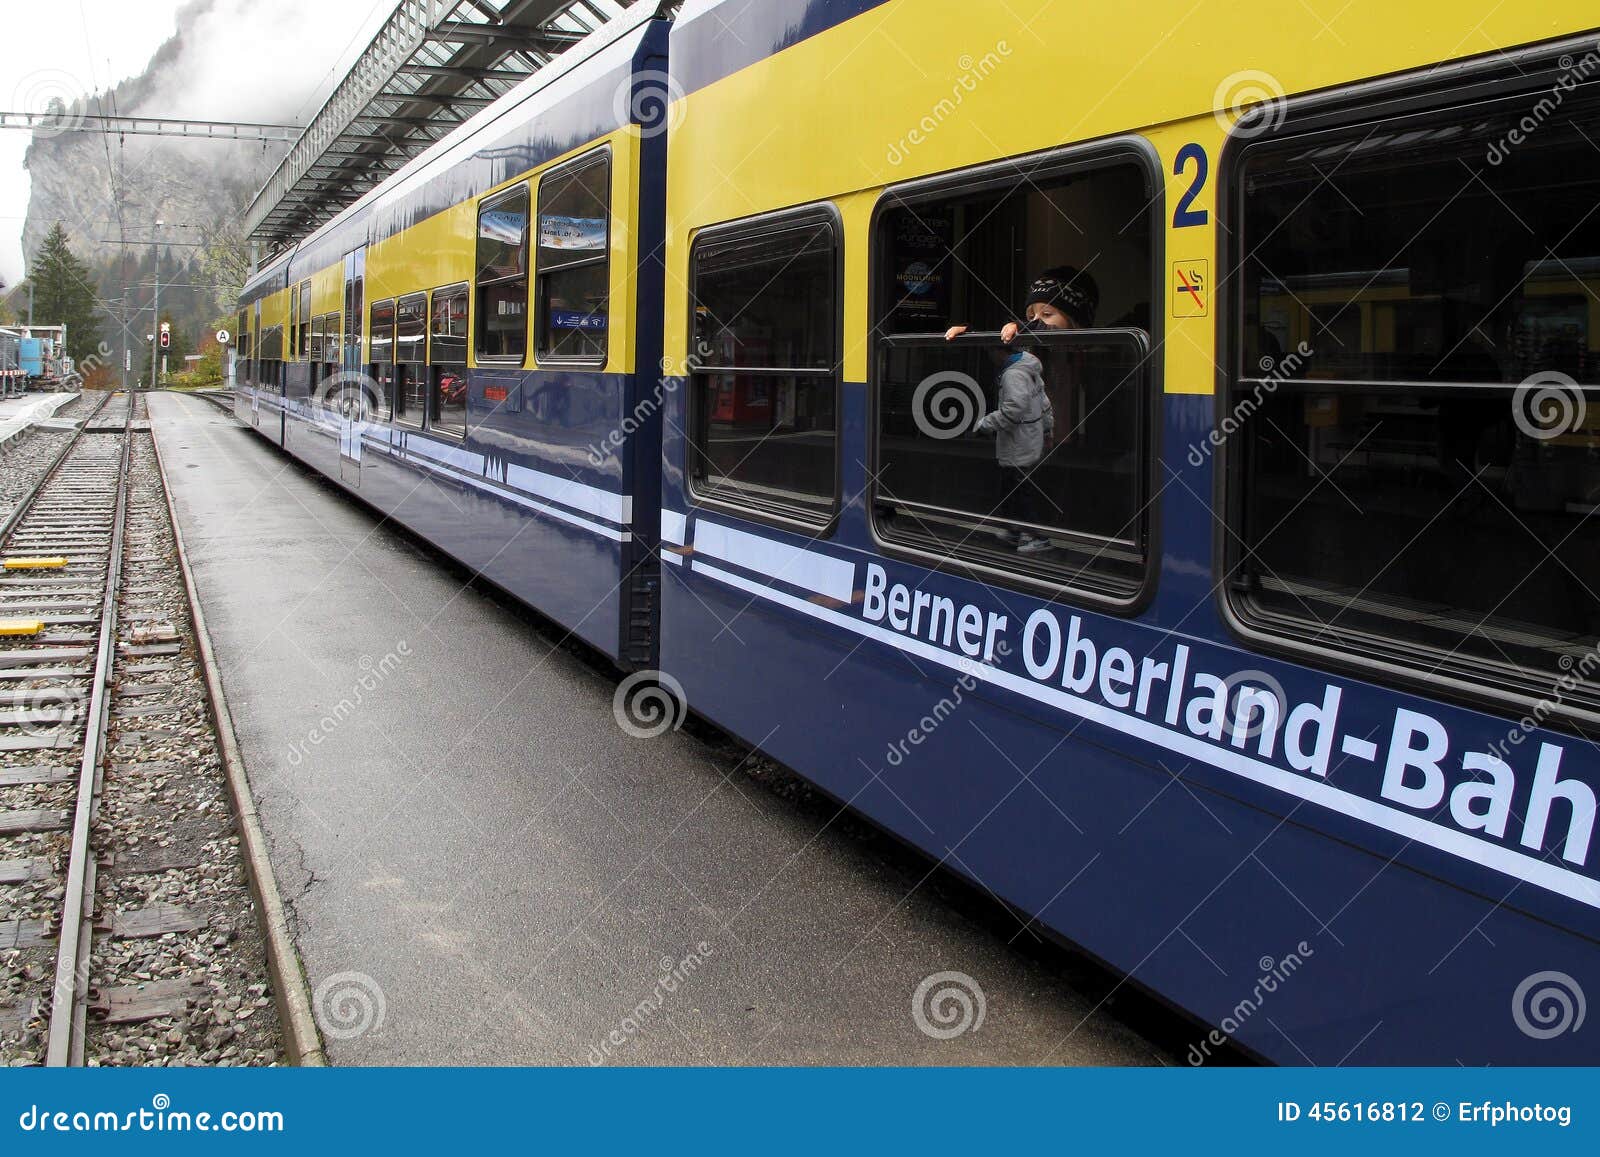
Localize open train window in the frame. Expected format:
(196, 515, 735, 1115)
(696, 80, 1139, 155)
(687, 207, 840, 528)
(369, 298, 396, 422)
(535, 150, 610, 364)
(1223, 76, 1600, 724)
(430, 285, 469, 438)
(869, 149, 1158, 604)
(395, 293, 428, 428)
(475, 182, 529, 362)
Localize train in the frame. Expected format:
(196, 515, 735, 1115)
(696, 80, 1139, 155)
(0, 328, 18, 395)
(233, 0, 1600, 1064)
(0, 326, 71, 395)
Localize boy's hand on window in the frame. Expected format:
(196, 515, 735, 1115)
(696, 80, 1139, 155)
(944, 325, 969, 341)
(1000, 322, 1020, 343)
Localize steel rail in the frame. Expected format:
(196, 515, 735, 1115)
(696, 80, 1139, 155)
(40, 393, 136, 1066)
(0, 393, 111, 545)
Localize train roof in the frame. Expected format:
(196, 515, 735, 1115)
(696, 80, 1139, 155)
(247, 2, 668, 295)
(670, 0, 889, 94)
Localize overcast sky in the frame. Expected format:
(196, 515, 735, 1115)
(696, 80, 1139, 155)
(1, 0, 393, 288)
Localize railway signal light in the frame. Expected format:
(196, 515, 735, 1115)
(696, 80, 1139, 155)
(159, 323, 171, 350)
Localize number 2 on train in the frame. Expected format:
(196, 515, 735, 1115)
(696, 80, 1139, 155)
(1173, 143, 1209, 228)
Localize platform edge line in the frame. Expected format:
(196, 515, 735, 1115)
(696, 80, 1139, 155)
(151, 398, 327, 1067)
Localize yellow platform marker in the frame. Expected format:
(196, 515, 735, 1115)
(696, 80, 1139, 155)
(0, 619, 44, 636)
(3, 557, 69, 570)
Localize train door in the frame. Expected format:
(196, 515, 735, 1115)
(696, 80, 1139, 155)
(251, 301, 262, 427)
(339, 249, 365, 484)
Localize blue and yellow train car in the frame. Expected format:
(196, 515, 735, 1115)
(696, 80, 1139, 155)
(239, 0, 1600, 1063)
(655, 0, 1600, 1064)
(236, 10, 670, 665)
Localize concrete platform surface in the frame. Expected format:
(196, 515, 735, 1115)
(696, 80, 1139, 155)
(148, 391, 1171, 1066)
(0, 391, 75, 445)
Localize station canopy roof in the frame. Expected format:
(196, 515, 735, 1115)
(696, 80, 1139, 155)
(244, 0, 650, 258)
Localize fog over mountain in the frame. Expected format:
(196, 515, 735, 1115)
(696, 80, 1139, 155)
(19, 0, 381, 346)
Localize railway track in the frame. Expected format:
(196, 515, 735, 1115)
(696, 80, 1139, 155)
(0, 392, 281, 1066)
(186, 389, 235, 416)
(0, 390, 131, 1064)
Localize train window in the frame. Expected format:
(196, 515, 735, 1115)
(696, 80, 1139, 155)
(323, 315, 342, 408)
(370, 300, 395, 364)
(870, 154, 1156, 599)
(348, 276, 364, 364)
(688, 209, 840, 525)
(475, 183, 530, 362)
(1226, 86, 1600, 718)
(309, 315, 325, 364)
(369, 299, 396, 422)
(287, 290, 298, 360)
(430, 286, 469, 438)
(535, 152, 610, 363)
(395, 293, 428, 428)
(237, 311, 250, 360)
(298, 282, 311, 361)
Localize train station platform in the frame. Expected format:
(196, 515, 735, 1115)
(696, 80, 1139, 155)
(146, 391, 1169, 1066)
(0, 391, 75, 446)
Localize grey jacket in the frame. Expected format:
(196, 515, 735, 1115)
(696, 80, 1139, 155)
(975, 350, 1053, 467)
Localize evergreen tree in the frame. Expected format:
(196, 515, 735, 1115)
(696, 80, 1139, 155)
(27, 223, 101, 361)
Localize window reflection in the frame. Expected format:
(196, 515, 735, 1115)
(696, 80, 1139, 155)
(690, 215, 839, 520)
(431, 288, 469, 438)
(476, 184, 529, 361)
(537, 154, 610, 361)
(1232, 90, 1600, 707)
